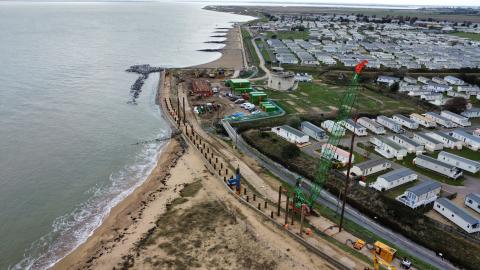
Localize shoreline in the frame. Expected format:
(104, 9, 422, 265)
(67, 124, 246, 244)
(50, 14, 247, 269)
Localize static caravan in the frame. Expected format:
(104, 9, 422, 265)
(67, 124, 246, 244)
(370, 168, 417, 192)
(271, 125, 309, 145)
(350, 159, 391, 177)
(461, 108, 480, 118)
(343, 119, 368, 136)
(413, 154, 463, 179)
(410, 113, 436, 128)
(301, 121, 328, 141)
(449, 129, 480, 151)
(358, 117, 385, 135)
(444, 75, 465, 86)
(424, 112, 456, 128)
(392, 114, 419, 130)
(321, 120, 346, 137)
(412, 133, 444, 152)
(376, 116, 403, 133)
(321, 143, 354, 165)
(437, 151, 480, 174)
(425, 131, 462, 150)
(434, 198, 480, 233)
(370, 137, 407, 160)
(389, 134, 424, 154)
(397, 180, 441, 209)
(465, 193, 480, 214)
(441, 110, 471, 127)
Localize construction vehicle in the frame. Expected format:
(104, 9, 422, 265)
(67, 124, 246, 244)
(372, 241, 396, 263)
(293, 60, 368, 211)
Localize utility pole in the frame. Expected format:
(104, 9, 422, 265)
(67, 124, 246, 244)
(339, 116, 358, 232)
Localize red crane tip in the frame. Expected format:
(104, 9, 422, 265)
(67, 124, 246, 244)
(355, 60, 368, 74)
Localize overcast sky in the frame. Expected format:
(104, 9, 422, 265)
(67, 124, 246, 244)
(195, 0, 480, 7)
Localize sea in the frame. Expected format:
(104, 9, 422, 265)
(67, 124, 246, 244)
(0, 2, 252, 269)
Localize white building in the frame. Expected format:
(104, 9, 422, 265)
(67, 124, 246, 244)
(449, 129, 480, 151)
(397, 180, 441, 209)
(412, 133, 444, 152)
(437, 151, 480, 174)
(424, 112, 456, 128)
(271, 125, 309, 144)
(413, 154, 463, 179)
(376, 116, 403, 133)
(350, 159, 391, 177)
(321, 143, 354, 164)
(392, 114, 419, 130)
(370, 168, 417, 192)
(321, 120, 346, 136)
(389, 134, 424, 154)
(461, 108, 480, 118)
(301, 121, 328, 141)
(425, 131, 462, 150)
(434, 198, 480, 233)
(441, 110, 471, 127)
(268, 70, 298, 91)
(465, 193, 480, 214)
(343, 119, 368, 136)
(377, 75, 400, 86)
(370, 136, 408, 160)
(444, 75, 465, 86)
(410, 113, 436, 128)
(357, 117, 385, 135)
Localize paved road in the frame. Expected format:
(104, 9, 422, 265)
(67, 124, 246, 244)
(222, 120, 458, 270)
(247, 30, 270, 81)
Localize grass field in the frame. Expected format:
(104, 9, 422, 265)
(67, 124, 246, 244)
(263, 81, 419, 115)
(266, 30, 309, 40)
(450, 31, 480, 41)
(254, 39, 271, 63)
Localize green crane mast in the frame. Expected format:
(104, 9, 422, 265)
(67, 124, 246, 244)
(294, 60, 368, 210)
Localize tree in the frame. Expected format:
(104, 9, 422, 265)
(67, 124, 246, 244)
(443, 97, 468, 114)
(281, 144, 300, 159)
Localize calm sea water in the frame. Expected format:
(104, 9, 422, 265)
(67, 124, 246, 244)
(0, 2, 251, 269)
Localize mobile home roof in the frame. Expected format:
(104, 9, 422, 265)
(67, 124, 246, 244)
(438, 151, 480, 168)
(416, 154, 456, 170)
(407, 180, 441, 196)
(379, 168, 415, 182)
(436, 198, 479, 225)
(279, 125, 306, 138)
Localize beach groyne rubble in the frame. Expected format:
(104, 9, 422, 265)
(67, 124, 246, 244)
(126, 64, 163, 104)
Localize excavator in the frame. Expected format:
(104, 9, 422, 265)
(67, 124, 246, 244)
(293, 60, 368, 211)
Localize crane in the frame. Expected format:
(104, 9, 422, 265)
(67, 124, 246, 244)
(293, 60, 368, 210)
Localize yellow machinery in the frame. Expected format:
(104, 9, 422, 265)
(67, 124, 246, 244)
(353, 239, 366, 250)
(372, 254, 397, 270)
(373, 241, 397, 263)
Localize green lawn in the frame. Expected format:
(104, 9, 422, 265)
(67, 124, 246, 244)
(396, 154, 464, 186)
(254, 39, 271, 63)
(450, 31, 480, 41)
(241, 28, 260, 66)
(263, 82, 418, 115)
(266, 30, 309, 40)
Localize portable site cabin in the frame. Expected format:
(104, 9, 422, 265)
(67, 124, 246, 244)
(413, 154, 463, 179)
(376, 116, 403, 133)
(357, 117, 386, 135)
(412, 133, 444, 152)
(248, 91, 267, 105)
(425, 131, 462, 150)
(350, 159, 391, 177)
(392, 114, 419, 130)
(260, 101, 277, 112)
(437, 151, 480, 174)
(441, 110, 471, 127)
(271, 125, 309, 145)
(370, 137, 408, 160)
(461, 108, 480, 118)
(449, 129, 480, 151)
(397, 180, 441, 209)
(343, 119, 368, 136)
(370, 168, 417, 192)
(424, 112, 456, 128)
(434, 198, 480, 233)
(321, 144, 354, 165)
(225, 79, 251, 89)
(465, 193, 480, 214)
(389, 134, 424, 154)
(410, 113, 436, 128)
(301, 121, 328, 141)
(321, 120, 346, 136)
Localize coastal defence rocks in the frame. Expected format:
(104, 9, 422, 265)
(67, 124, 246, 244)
(126, 64, 164, 104)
